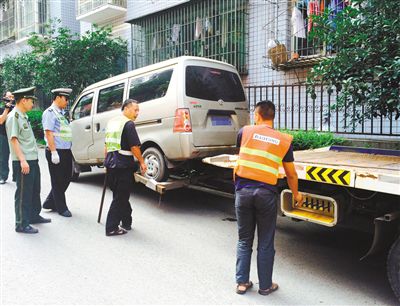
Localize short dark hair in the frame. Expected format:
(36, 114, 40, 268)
(121, 99, 138, 111)
(255, 100, 275, 120)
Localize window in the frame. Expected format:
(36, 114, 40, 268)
(185, 66, 245, 102)
(291, 0, 348, 57)
(129, 0, 248, 74)
(72, 93, 93, 120)
(97, 83, 125, 113)
(129, 69, 173, 103)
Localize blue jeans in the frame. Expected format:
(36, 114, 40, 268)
(235, 187, 277, 290)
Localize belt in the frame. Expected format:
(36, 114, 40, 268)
(46, 147, 71, 151)
(118, 150, 133, 156)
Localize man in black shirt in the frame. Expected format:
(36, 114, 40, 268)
(104, 99, 147, 236)
(0, 91, 14, 184)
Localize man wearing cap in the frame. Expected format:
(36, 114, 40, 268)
(41, 88, 73, 217)
(0, 91, 14, 184)
(6, 87, 51, 234)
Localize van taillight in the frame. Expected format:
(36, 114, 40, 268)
(173, 108, 192, 133)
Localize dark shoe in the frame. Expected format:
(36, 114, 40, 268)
(236, 281, 253, 295)
(106, 227, 127, 236)
(60, 210, 72, 217)
(258, 283, 279, 296)
(0, 179, 5, 184)
(121, 224, 132, 231)
(31, 216, 52, 224)
(15, 225, 39, 234)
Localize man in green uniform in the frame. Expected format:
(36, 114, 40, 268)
(6, 87, 51, 234)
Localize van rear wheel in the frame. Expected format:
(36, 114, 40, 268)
(387, 236, 400, 301)
(143, 147, 168, 182)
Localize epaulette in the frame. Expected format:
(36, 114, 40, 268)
(14, 112, 19, 119)
(48, 108, 54, 112)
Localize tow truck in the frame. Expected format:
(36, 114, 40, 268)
(134, 145, 400, 300)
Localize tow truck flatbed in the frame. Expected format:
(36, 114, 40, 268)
(203, 146, 400, 196)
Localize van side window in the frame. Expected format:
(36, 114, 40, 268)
(185, 66, 246, 102)
(97, 83, 125, 113)
(129, 69, 173, 103)
(72, 93, 93, 120)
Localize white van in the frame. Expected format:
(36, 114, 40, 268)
(69, 56, 249, 181)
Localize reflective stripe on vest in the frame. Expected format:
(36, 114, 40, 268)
(234, 125, 292, 185)
(51, 107, 72, 142)
(105, 115, 130, 153)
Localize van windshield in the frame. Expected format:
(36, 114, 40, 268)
(185, 66, 245, 102)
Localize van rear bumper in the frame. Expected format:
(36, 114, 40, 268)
(173, 132, 238, 160)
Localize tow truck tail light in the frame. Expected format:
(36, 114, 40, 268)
(173, 108, 192, 133)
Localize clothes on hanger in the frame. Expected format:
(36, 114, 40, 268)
(292, 5, 306, 38)
(307, 0, 320, 32)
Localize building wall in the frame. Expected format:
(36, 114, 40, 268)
(246, 0, 312, 87)
(0, 0, 80, 61)
(126, 0, 189, 21)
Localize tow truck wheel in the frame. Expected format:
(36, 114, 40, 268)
(387, 235, 400, 301)
(143, 147, 168, 182)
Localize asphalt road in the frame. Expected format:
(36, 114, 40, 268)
(0, 149, 398, 305)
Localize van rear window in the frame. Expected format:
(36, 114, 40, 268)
(185, 66, 245, 102)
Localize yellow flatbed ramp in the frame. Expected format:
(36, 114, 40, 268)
(202, 146, 400, 196)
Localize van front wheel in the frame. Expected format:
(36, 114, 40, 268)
(143, 147, 168, 182)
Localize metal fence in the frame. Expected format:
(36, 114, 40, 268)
(245, 84, 400, 136)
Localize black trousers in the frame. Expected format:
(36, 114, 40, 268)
(105, 167, 134, 233)
(43, 149, 72, 213)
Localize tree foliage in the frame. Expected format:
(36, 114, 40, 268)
(1, 52, 39, 94)
(0, 21, 128, 100)
(307, 0, 400, 123)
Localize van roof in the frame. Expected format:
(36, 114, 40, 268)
(83, 56, 236, 92)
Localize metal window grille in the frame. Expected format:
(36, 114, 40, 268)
(130, 0, 249, 74)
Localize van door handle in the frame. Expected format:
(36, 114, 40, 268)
(95, 123, 100, 132)
(85, 125, 91, 131)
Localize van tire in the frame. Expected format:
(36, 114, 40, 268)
(387, 236, 400, 301)
(143, 147, 168, 182)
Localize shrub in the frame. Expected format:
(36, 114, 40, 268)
(27, 109, 44, 140)
(280, 130, 345, 151)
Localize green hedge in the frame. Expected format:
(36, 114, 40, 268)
(27, 109, 44, 140)
(280, 130, 345, 151)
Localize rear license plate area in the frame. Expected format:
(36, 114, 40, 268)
(211, 116, 232, 126)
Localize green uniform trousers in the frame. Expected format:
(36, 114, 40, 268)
(12, 160, 42, 228)
(0, 134, 10, 181)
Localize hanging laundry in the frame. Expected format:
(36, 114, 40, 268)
(171, 24, 181, 43)
(331, 0, 345, 15)
(221, 14, 228, 48)
(151, 35, 157, 51)
(320, 0, 325, 13)
(204, 17, 213, 35)
(292, 6, 306, 38)
(195, 17, 202, 40)
(307, 0, 320, 32)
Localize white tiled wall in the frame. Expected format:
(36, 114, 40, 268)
(126, 0, 189, 21)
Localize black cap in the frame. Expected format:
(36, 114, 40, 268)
(12, 87, 37, 101)
(51, 88, 72, 97)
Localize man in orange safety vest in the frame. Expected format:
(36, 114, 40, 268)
(234, 100, 303, 296)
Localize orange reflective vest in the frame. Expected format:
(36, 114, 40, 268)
(234, 125, 293, 185)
